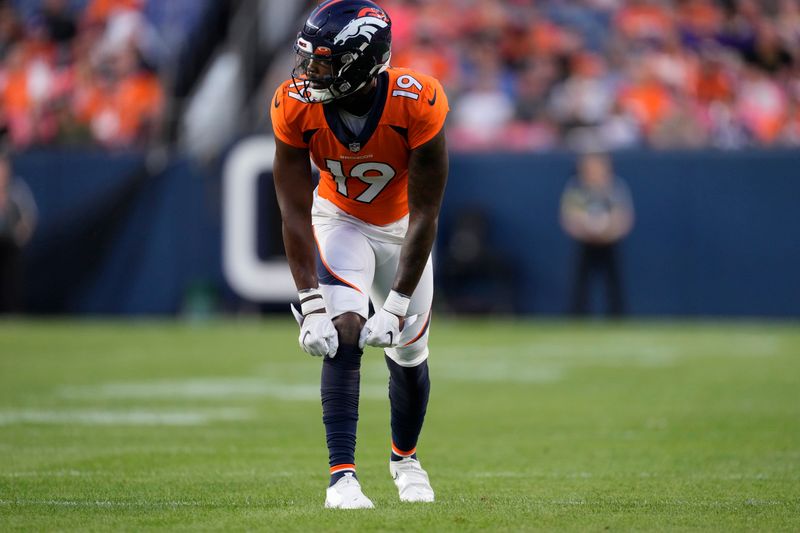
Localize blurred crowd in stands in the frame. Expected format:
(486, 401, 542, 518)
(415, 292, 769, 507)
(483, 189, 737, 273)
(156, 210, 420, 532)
(0, 0, 211, 149)
(4, 0, 800, 152)
(385, 0, 800, 151)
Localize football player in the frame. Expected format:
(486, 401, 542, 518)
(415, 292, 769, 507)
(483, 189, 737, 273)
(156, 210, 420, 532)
(270, 0, 448, 509)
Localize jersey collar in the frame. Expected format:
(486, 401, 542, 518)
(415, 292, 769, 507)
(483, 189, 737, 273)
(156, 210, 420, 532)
(323, 71, 389, 153)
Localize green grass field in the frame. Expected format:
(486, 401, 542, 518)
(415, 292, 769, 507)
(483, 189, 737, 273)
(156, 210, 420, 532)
(0, 319, 798, 531)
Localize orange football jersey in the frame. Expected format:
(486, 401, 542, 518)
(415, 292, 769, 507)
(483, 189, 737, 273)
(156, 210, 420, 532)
(271, 67, 448, 226)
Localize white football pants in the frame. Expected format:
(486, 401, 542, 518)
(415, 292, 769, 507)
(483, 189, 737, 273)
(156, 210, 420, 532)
(313, 218, 433, 367)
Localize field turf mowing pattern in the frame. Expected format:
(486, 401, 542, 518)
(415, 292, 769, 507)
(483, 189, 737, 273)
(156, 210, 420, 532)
(0, 319, 798, 531)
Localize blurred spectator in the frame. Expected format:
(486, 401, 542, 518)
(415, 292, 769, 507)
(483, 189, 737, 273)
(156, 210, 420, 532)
(0, 152, 36, 313)
(450, 37, 516, 149)
(561, 153, 633, 316)
(776, 0, 800, 53)
(550, 53, 616, 133)
(695, 53, 734, 104)
(83, 0, 144, 27)
(41, 0, 77, 47)
(650, 92, 708, 149)
(735, 65, 788, 144)
(2, 0, 800, 152)
(390, 33, 458, 88)
(677, 0, 724, 42)
(1, 43, 60, 147)
(451, 75, 515, 149)
(780, 98, 800, 144)
(373, 0, 800, 151)
(0, 3, 23, 61)
(0, 0, 214, 151)
(615, 0, 674, 43)
(617, 61, 675, 138)
(744, 19, 793, 73)
(706, 99, 752, 148)
(597, 101, 642, 149)
(72, 42, 163, 148)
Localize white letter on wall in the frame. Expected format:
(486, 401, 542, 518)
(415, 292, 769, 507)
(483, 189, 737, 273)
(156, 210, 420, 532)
(223, 136, 296, 301)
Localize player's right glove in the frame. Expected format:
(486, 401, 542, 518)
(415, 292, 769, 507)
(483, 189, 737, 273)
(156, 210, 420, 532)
(359, 290, 412, 349)
(291, 288, 338, 358)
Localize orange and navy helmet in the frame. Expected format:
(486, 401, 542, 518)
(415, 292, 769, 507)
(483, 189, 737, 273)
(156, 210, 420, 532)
(292, 0, 392, 103)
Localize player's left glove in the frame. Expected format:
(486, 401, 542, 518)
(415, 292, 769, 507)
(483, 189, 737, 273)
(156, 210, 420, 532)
(359, 290, 410, 349)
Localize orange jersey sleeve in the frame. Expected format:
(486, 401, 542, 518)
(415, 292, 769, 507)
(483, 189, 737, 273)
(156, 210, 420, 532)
(406, 75, 449, 149)
(270, 82, 309, 149)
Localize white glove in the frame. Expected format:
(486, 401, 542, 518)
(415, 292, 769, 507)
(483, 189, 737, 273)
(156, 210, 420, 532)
(292, 288, 338, 358)
(359, 290, 410, 349)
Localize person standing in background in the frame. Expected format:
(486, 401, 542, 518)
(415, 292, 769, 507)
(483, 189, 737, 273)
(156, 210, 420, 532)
(560, 152, 634, 316)
(0, 152, 37, 313)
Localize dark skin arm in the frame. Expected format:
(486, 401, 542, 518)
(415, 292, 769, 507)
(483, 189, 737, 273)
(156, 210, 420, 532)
(273, 137, 318, 291)
(392, 126, 449, 303)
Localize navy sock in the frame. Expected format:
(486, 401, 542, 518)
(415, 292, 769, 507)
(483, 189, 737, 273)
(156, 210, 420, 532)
(390, 451, 417, 462)
(385, 355, 430, 461)
(321, 343, 362, 485)
(329, 468, 357, 486)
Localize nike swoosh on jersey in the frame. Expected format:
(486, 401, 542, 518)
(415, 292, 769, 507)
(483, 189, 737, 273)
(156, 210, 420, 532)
(427, 89, 437, 106)
(274, 95, 280, 108)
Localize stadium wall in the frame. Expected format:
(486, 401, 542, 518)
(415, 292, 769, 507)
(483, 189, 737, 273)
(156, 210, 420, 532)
(445, 150, 800, 317)
(13, 147, 800, 317)
(15, 151, 224, 315)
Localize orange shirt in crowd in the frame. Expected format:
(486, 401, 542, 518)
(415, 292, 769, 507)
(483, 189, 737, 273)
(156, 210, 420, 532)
(84, 0, 143, 25)
(696, 68, 733, 103)
(74, 72, 162, 145)
(616, 5, 674, 40)
(678, 0, 723, 35)
(116, 73, 162, 138)
(1, 43, 54, 118)
(391, 45, 455, 87)
(2, 70, 30, 115)
(618, 81, 674, 131)
(528, 21, 570, 57)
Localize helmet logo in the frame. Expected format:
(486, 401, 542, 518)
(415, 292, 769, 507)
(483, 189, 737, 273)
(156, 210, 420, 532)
(333, 16, 388, 46)
(314, 46, 332, 56)
(357, 7, 389, 22)
(297, 38, 313, 53)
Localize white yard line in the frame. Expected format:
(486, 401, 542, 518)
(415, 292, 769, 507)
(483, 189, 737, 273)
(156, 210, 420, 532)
(0, 499, 205, 508)
(3, 470, 92, 478)
(58, 379, 387, 401)
(0, 408, 251, 426)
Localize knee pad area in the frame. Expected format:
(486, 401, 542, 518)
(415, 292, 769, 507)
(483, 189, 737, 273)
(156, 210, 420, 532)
(385, 343, 429, 368)
(333, 313, 365, 348)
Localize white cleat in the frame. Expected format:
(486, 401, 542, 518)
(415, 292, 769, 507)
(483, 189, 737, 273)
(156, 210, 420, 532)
(390, 458, 435, 502)
(324, 474, 375, 509)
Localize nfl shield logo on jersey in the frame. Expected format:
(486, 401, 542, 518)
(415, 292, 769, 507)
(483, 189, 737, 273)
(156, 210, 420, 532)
(349, 142, 361, 153)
